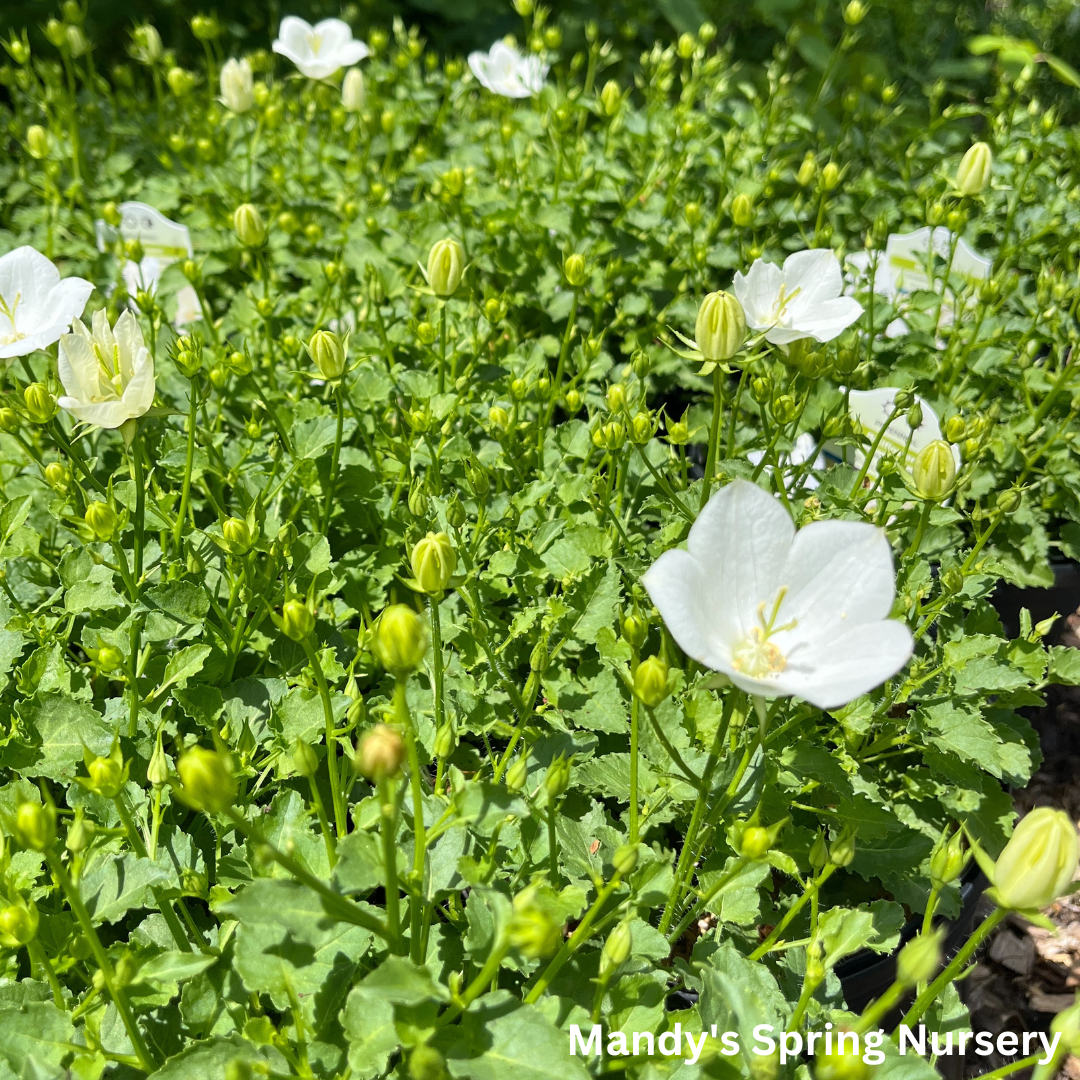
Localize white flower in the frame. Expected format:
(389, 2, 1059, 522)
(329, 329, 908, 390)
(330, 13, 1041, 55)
(733, 249, 863, 345)
(0, 246, 93, 360)
(120, 257, 200, 330)
(220, 57, 254, 113)
(468, 41, 548, 98)
(57, 309, 155, 429)
(643, 480, 913, 709)
(272, 16, 369, 80)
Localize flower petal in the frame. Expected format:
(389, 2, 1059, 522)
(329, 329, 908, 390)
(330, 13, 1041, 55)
(787, 296, 863, 342)
(122, 349, 156, 418)
(59, 397, 131, 429)
(773, 620, 914, 709)
(113, 310, 145, 381)
(58, 333, 102, 402)
(642, 549, 721, 669)
(781, 248, 843, 306)
(733, 260, 783, 329)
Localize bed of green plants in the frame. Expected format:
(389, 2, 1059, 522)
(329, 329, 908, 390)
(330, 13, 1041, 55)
(1, 4, 1080, 1079)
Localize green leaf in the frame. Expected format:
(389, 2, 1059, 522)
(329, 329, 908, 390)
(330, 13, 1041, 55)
(148, 1033, 288, 1079)
(79, 852, 172, 924)
(58, 547, 124, 614)
(154, 644, 212, 698)
(0, 1002, 73, 1075)
(334, 828, 384, 896)
(9, 694, 112, 782)
(1048, 645, 1080, 685)
(818, 907, 877, 968)
(145, 580, 211, 624)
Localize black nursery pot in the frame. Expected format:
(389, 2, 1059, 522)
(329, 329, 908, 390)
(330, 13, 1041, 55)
(835, 864, 988, 1020)
(990, 560, 1080, 643)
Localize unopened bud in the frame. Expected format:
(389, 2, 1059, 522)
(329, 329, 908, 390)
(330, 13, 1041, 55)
(309, 329, 346, 380)
(731, 193, 753, 228)
(820, 161, 840, 191)
(912, 440, 956, 501)
(427, 238, 464, 297)
(356, 724, 405, 781)
(0, 900, 38, 947)
(85, 501, 118, 542)
(374, 605, 428, 675)
(505, 757, 528, 793)
(233, 203, 266, 247)
(280, 599, 314, 641)
(543, 756, 571, 803)
(634, 655, 670, 708)
(600, 920, 633, 977)
(23, 383, 55, 424)
(956, 142, 993, 197)
(178, 747, 237, 813)
(695, 290, 745, 361)
(222, 516, 252, 554)
(897, 930, 942, 988)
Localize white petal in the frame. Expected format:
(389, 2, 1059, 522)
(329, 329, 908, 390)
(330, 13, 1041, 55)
(773, 620, 914, 709)
(58, 333, 102, 401)
(642, 549, 726, 670)
(276, 16, 313, 52)
(468, 51, 495, 92)
(122, 350, 155, 418)
(113, 310, 145, 379)
(733, 259, 783, 328)
(336, 40, 370, 66)
(688, 480, 793, 640)
(782, 248, 843, 305)
(59, 397, 131, 429)
(780, 519, 897, 639)
(788, 296, 863, 342)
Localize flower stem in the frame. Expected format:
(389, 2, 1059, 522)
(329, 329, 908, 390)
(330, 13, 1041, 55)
(628, 695, 640, 845)
(437, 303, 448, 395)
(378, 776, 403, 955)
(320, 383, 344, 535)
(547, 799, 559, 883)
(430, 595, 445, 735)
(46, 849, 158, 1073)
(666, 857, 749, 944)
(750, 864, 837, 960)
(394, 677, 428, 964)
(699, 366, 724, 511)
(173, 374, 199, 556)
(301, 637, 348, 839)
(29, 938, 64, 1008)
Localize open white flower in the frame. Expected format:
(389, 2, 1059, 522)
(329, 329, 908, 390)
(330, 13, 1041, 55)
(272, 17, 369, 80)
(468, 41, 548, 98)
(643, 480, 913, 709)
(0, 246, 93, 360)
(733, 249, 863, 345)
(57, 309, 155, 429)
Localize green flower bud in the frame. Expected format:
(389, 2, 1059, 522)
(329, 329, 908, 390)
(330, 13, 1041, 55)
(86, 748, 126, 798)
(233, 203, 266, 247)
(772, 394, 798, 424)
(906, 402, 923, 430)
(600, 80, 621, 116)
(630, 412, 654, 445)
(695, 291, 745, 361)
(996, 488, 1022, 514)
(66, 812, 96, 853)
(600, 920, 633, 977)
(621, 611, 648, 650)
(810, 831, 828, 870)
(944, 415, 966, 442)
(408, 479, 429, 518)
(342, 67, 365, 112)
(797, 151, 817, 187)
(940, 566, 965, 598)
(529, 637, 548, 674)
(666, 416, 689, 444)
(356, 723, 405, 781)
(190, 14, 220, 40)
(446, 495, 466, 530)
(911, 440, 956, 501)
(292, 738, 318, 778)
(23, 383, 55, 424)
(147, 737, 170, 786)
(0, 408, 18, 434)
(731, 193, 753, 227)
(85, 501, 118, 542)
(280, 599, 315, 641)
(613, 843, 639, 875)
(508, 890, 562, 958)
(374, 605, 428, 675)
(815, 1038, 869, 1080)
(543, 755, 571, 803)
(222, 516, 252, 554)
(634, 655, 670, 708)
(0, 899, 38, 947)
(130, 23, 162, 64)
(829, 830, 856, 867)
(1041, 998, 1080, 1079)
(409, 1045, 448, 1080)
(178, 746, 237, 813)
(929, 830, 966, 887)
(993, 807, 1079, 911)
(308, 329, 346, 380)
(26, 125, 48, 160)
(14, 802, 55, 851)
(167, 66, 196, 97)
(956, 142, 993, 197)
(896, 929, 943, 988)
(820, 162, 841, 191)
(605, 383, 625, 413)
(427, 238, 464, 297)
(563, 253, 587, 288)
(506, 757, 528, 793)
(416, 321, 437, 346)
(563, 389, 582, 414)
(488, 405, 510, 433)
(738, 825, 773, 860)
(97, 644, 124, 671)
(433, 722, 457, 760)
(595, 421, 625, 451)
(842, 0, 867, 24)
(44, 461, 69, 491)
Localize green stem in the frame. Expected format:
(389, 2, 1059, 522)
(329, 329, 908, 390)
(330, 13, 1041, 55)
(437, 935, 511, 1027)
(524, 871, 624, 1005)
(430, 596, 445, 736)
(699, 366, 724, 511)
(320, 384, 344, 535)
(395, 677, 428, 964)
(438, 303, 447, 395)
(896, 907, 1005, 1033)
(302, 637, 348, 839)
(849, 406, 904, 499)
(173, 375, 199, 556)
(904, 501, 933, 561)
(132, 427, 145, 580)
(629, 695, 639, 845)
(307, 773, 336, 869)
(666, 857, 748, 944)
(29, 938, 64, 1008)
(750, 865, 836, 960)
(547, 799, 559, 882)
(378, 776, 403, 955)
(976, 1054, 1044, 1080)
(46, 850, 158, 1073)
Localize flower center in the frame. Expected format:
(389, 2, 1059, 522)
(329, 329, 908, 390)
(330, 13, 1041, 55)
(91, 341, 125, 400)
(0, 291, 25, 346)
(768, 283, 802, 328)
(731, 587, 797, 680)
(308, 31, 323, 54)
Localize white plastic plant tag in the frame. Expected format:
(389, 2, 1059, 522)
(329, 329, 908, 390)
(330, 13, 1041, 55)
(884, 227, 991, 293)
(95, 201, 193, 260)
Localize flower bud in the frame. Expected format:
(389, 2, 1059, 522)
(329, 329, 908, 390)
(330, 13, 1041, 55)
(0, 900, 38, 947)
(416, 321, 437, 347)
(993, 806, 1079, 911)
(738, 825, 772, 860)
(599, 79, 621, 116)
(26, 125, 48, 160)
(167, 67, 196, 97)
(23, 383, 55, 424)
(408, 479, 429, 518)
(191, 14, 220, 40)
(944, 415, 966, 442)
(634, 655, 670, 708)
(996, 488, 1022, 514)
(432, 720, 457, 760)
(356, 724, 405, 781)
(97, 644, 124, 671)
(815, 1040, 869, 1080)
(613, 844, 640, 877)
(563, 253, 586, 288)
(374, 605, 428, 675)
(842, 0, 866, 25)
(220, 57, 254, 113)
(505, 757, 528, 793)
(427, 238, 464, 297)
(695, 291, 745, 361)
(906, 402, 923, 430)
(178, 746, 237, 813)
(621, 611, 648, 650)
(281, 599, 315, 641)
(911, 440, 956, 501)
(446, 494, 466, 530)
(409, 1045, 448, 1080)
(508, 890, 562, 958)
(1041, 998, 1080, 1079)
(309, 329, 346, 380)
(600, 920, 633, 977)
(87, 750, 125, 798)
(731, 193, 753, 227)
(342, 67, 364, 112)
(956, 142, 993, 197)
(66, 812, 96, 853)
(85, 501, 118, 542)
(543, 756, 571, 803)
(820, 162, 841, 191)
(14, 802, 54, 851)
(147, 737, 170, 786)
(233, 203, 266, 247)
(412, 532, 456, 594)
(809, 831, 828, 871)
(0, 408, 18, 434)
(829, 830, 856, 867)
(896, 929, 942, 988)
(292, 738, 319, 778)
(44, 461, 69, 491)
(223, 516, 252, 554)
(796, 151, 817, 187)
(929, 830, 967, 888)
(130, 24, 162, 64)
(630, 412, 653, 445)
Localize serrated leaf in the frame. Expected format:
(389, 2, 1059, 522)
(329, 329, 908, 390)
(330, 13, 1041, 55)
(154, 644, 212, 698)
